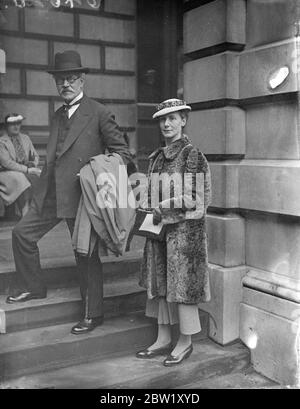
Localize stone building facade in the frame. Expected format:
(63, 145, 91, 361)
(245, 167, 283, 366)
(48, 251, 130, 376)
(184, 0, 300, 385)
(1, 0, 300, 385)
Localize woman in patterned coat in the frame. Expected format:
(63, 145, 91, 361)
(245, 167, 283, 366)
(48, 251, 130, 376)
(136, 99, 211, 366)
(0, 114, 41, 216)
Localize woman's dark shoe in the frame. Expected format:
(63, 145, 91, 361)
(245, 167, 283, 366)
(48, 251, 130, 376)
(136, 343, 172, 359)
(163, 344, 193, 367)
(6, 291, 47, 304)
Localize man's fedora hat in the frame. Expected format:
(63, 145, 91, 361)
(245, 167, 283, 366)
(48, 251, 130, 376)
(153, 98, 191, 119)
(47, 50, 90, 74)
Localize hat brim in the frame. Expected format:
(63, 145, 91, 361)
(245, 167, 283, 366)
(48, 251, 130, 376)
(153, 105, 191, 119)
(6, 115, 25, 124)
(47, 67, 90, 74)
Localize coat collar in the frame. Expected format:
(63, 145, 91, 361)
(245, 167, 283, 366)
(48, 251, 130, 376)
(148, 135, 191, 161)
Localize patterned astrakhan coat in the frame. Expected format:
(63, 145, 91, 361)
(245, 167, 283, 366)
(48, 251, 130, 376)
(139, 135, 211, 305)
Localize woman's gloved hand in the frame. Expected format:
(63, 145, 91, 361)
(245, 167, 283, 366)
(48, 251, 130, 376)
(152, 207, 162, 225)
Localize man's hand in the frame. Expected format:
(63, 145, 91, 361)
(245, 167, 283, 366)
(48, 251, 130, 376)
(152, 207, 162, 225)
(28, 167, 42, 176)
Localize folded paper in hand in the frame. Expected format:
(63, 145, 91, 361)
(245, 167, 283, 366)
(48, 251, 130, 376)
(132, 209, 166, 241)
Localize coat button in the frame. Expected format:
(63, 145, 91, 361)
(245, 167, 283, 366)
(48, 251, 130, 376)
(78, 158, 82, 162)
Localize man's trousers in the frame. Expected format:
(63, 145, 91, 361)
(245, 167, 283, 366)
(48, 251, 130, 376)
(11, 200, 103, 319)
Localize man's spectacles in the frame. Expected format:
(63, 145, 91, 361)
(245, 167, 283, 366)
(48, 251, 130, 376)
(54, 75, 81, 85)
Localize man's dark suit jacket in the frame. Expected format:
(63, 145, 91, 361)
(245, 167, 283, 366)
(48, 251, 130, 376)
(34, 95, 131, 219)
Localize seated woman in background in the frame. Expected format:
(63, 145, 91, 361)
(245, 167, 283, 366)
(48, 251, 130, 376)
(0, 113, 41, 217)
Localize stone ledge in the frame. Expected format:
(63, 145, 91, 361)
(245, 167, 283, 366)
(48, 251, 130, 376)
(243, 269, 300, 304)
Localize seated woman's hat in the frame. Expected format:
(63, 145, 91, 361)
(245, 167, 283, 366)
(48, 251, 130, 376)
(153, 98, 191, 119)
(5, 113, 25, 124)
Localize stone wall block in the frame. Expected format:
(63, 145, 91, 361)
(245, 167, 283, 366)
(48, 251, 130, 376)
(245, 102, 299, 160)
(239, 40, 298, 99)
(186, 107, 245, 155)
(184, 0, 246, 54)
(2, 36, 48, 65)
(207, 214, 245, 267)
(184, 52, 239, 103)
(239, 160, 300, 216)
(80, 15, 135, 44)
(199, 264, 248, 345)
(105, 104, 137, 128)
(0, 99, 49, 126)
(104, 0, 136, 15)
(0, 7, 19, 31)
(85, 74, 135, 100)
(245, 214, 300, 280)
(240, 295, 300, 385)
(0, 68, 21, 94)
(210, 162, 240, 208)
(246, 0, 298, 48)
(105, 47, 135, 72)
(25, 9, 74, 37)
(26, 70, 57, 96)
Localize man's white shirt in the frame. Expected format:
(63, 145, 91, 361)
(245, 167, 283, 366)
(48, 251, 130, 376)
(64, 91, 83, 119)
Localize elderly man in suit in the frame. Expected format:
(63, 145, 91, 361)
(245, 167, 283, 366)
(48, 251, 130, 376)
(6, 50, 132, 335)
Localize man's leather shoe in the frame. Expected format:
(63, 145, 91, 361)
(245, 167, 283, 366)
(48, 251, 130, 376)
(71, 317, 103, 335)
(6, 291, 47, 304)
(136, 343, 172, 359)
(163, 344, 193, 367)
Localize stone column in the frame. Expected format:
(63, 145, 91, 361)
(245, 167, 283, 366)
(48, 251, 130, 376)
(183, 0, 300, 385)
(183, 0, 247, 346)
(238, 0, 300, 386)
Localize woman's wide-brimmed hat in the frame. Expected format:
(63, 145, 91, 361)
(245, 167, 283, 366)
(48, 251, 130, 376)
(47, 50, 90, 74)
(153, 98, 191, 119)
(5, 113, 25, 125)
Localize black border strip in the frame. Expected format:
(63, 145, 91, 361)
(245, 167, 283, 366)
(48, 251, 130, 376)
(184, 43, 245, 62)
(183, 0, 216, 13)
(0, 30, 135, 48)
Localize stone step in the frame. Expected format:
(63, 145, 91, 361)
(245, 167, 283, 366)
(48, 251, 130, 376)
(0, 311, 209, 381)
(0, 337, 248, 389)
(176, 367, 280, 389)
(0, 279, 146, 333)
(0, 221, 145, 294)
(0, 250, 143, 295)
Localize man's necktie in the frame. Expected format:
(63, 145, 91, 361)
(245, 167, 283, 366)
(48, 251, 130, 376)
(63, 98, 83, 115)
